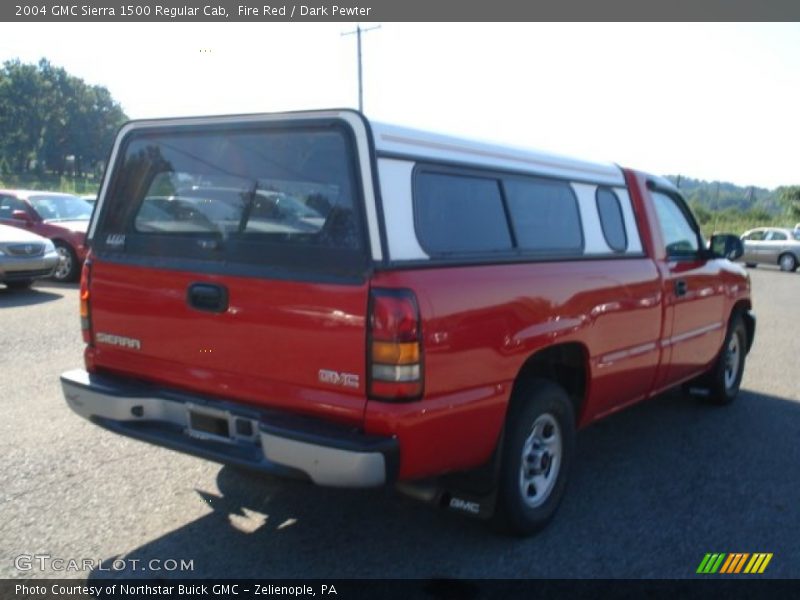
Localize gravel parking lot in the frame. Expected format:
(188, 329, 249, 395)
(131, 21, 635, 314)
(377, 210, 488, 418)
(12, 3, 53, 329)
(1, 267, 798, 579)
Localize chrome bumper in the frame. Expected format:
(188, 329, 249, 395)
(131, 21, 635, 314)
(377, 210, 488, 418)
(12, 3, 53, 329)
(0, 252, 58, 279)
(61, 369, 397, 488)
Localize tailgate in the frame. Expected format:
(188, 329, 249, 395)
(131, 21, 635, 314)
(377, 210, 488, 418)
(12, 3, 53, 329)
(86, 112, 376, 425)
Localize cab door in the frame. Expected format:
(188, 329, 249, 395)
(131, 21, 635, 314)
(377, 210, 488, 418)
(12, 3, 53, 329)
(649, 188, 726, 388)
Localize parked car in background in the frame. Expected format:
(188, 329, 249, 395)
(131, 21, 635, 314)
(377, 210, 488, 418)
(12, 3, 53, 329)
(0, 190, 92, 281)
(80, 194, 98, 204)
(0, 223, 59, 289)
(740, 227, 800, 272)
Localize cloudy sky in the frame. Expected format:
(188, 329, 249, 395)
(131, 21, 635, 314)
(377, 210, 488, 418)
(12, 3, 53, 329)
(2, 22, 798, 188)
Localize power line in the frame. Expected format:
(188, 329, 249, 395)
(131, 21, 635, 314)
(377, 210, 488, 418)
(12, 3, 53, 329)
(342, 24, 381, 113)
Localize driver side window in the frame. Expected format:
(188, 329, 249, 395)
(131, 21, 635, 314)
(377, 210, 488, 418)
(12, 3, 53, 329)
(651, 191, 700, 258)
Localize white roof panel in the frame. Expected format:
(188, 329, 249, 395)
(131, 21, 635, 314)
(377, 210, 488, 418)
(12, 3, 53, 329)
(370, 121, 625, 186)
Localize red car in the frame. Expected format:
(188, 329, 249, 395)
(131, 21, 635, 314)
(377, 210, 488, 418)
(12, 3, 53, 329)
(0, 190, 92, 281)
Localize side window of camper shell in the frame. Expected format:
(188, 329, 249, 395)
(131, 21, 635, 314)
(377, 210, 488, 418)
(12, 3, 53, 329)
(413, 166, 583, 257)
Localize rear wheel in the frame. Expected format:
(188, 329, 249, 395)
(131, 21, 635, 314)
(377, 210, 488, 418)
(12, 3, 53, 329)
(704, 314, 747, 405)
(52, 241, 79, 282)
(493, 379, 575, 536)
(778, 253, 797, 272)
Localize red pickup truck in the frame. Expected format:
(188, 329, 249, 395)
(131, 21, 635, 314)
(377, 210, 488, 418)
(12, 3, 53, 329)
(61, 109, 754, 535)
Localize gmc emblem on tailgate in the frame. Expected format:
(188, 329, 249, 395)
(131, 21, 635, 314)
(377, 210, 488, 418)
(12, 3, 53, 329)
(318, 369, 359, 389)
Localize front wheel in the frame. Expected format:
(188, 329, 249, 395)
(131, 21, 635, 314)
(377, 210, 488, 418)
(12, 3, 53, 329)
(493, 379, 575, 536)
(705, 315, 747, 405)
(52, 241, 79, 282)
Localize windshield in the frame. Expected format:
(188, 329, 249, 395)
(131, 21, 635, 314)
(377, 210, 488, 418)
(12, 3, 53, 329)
(30, 195, 93, 221)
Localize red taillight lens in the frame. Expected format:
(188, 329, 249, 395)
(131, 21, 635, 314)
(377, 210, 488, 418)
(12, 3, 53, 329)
(371, 293, 419, 342)
(79, 257, 92, 344)
(368, 289, 423, 401)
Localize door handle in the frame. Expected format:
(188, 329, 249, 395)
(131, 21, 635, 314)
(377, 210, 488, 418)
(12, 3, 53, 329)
(187, 283, 228, 313)
(674, 279, 688, 297)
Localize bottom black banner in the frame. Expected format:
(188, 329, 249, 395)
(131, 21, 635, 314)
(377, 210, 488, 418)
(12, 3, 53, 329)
(4, 579, 800, 600)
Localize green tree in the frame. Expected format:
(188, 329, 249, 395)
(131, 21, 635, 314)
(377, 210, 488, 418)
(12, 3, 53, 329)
(0, 59, 46, 171)
(777, 186, 800, 220)
(0, 58, 127, 176)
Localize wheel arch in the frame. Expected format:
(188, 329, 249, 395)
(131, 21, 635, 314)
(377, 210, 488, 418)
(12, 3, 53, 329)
(732, 299, 755, 354)
(509, 342, 589, 426)
(51, 236, 74, 249)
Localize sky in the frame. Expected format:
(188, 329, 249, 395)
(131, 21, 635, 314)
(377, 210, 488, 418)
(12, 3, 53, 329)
(1, 22, 799, 189)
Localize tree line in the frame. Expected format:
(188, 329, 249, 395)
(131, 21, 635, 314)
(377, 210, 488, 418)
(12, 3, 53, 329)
(666, 175, 800, 224)
(0, 58, 127, 178)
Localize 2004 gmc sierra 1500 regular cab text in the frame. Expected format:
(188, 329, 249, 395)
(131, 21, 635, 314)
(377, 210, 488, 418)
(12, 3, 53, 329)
(61, 109, 754, 535)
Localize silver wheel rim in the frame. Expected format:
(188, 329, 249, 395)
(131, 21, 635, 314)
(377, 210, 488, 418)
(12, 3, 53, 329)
(780, 255, 794, 271)
(723, 332, 741, 391)
(54, 246, 72, 280)
(519, 413, 562, 508)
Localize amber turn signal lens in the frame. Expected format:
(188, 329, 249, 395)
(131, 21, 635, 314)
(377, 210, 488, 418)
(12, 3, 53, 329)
(79, 289, 90, 319)
(371, 341, 420, 365)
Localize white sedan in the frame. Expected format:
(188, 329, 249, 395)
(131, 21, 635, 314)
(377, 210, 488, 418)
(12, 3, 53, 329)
(0, 223, 60, 290)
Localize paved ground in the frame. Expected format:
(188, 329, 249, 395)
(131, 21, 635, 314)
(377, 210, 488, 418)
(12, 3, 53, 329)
(1, 266, 798, 580)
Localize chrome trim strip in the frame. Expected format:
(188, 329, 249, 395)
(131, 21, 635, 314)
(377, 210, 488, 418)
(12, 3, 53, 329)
(661, 322, 723, 347)
(598, 342, 658, 367)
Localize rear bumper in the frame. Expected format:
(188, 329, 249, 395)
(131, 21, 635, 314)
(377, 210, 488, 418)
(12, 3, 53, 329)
(60, 369, 398, 487)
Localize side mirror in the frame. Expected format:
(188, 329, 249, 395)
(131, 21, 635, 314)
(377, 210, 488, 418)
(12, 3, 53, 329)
(11, 210, 34, 226)
(709, 233, 744, 261)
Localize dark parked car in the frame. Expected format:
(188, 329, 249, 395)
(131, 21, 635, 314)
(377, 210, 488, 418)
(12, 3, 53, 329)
(740, 227, 800, 272)
(0, 190, 92, 281)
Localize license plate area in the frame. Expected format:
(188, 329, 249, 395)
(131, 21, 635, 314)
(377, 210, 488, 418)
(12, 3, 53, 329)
(185, 404, 258, 444)
(186, 404, 232, 443)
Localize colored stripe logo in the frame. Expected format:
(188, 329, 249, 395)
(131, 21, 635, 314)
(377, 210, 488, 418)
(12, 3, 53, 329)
(697, 553, 772, 574)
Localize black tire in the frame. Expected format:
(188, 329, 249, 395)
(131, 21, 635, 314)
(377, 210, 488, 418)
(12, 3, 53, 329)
(493, 378, 575, 536)
(52, 241, 79, 282)
(778, 253, 798, 273)
(5, 279, 33, 290)
(704, 314, 747, 405)
(744, 263, 757, 268)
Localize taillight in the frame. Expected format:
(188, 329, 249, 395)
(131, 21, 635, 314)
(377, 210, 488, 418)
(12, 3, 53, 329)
(79, 257, 92, 344)
(368, 288, 423, 401)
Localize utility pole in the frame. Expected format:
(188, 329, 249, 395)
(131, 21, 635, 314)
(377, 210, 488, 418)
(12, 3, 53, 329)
(342, 24, 381, 113)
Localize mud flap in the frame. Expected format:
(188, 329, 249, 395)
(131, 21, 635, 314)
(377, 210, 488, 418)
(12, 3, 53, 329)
(395, 431, 504, 520)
